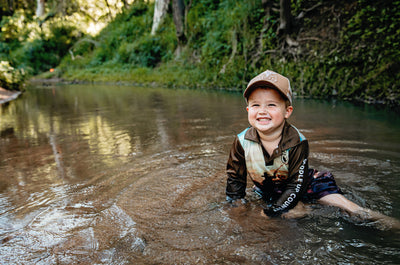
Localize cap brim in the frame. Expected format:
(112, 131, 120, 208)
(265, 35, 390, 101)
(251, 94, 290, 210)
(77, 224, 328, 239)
(244, 80, 280, 99)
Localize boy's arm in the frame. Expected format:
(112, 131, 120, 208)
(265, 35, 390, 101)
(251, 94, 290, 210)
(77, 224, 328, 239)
(226, 136, 247, 200)
(264, 141, 310, 216)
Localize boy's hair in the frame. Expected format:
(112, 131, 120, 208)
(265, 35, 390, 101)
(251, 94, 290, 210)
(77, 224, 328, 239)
(244, 70, 292, 106)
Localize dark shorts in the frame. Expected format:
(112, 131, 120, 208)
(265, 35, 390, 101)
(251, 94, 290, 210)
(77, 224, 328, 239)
(302, 169, 343, 202)
(253, 169, 342, 202)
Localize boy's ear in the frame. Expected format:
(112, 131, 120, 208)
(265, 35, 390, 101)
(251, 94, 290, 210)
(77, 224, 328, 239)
(284, 106, 293, 119)
(246, 106, 249, 112)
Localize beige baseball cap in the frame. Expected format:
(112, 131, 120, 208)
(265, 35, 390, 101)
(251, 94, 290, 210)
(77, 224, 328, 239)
(244, 70, 292, 105)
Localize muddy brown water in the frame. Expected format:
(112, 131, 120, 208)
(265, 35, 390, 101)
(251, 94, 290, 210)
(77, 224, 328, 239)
(0, 84, 399, 264)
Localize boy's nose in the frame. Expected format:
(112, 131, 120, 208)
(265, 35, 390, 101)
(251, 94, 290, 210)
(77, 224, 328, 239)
(259, 105, 269, 113)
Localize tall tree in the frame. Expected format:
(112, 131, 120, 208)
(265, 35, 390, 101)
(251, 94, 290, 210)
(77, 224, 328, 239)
(36, 0, 45, 17)
(151, 0, 170, 35)
(172, 0, 186, 56)
(277, 0, 292, 36)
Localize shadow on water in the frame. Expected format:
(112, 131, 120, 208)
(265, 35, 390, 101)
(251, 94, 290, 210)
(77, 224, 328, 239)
(0, 84, 399, 264)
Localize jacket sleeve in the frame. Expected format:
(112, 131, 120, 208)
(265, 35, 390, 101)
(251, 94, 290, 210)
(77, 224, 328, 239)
(226, 136, 247, 200)
(264, 140, 310, 216)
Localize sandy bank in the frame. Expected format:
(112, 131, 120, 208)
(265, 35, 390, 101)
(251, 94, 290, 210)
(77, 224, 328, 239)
(0, 87, 22, 104)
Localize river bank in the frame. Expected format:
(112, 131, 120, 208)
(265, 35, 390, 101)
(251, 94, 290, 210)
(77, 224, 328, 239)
(0, 87, 22, 104)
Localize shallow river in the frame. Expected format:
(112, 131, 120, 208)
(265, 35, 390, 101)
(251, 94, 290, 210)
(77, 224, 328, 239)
(0, 84, 399, 264)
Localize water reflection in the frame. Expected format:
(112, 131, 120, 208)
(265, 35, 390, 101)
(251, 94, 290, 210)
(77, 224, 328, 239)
(0, 84, 399, 264)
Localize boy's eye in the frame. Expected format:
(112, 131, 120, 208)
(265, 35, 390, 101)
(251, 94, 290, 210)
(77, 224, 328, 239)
(268, 103, 276, 107)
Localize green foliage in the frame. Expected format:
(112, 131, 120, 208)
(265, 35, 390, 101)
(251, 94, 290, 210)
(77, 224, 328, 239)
(60, 1, 176, 71)
(93, 3, 152, 56)
(14, 23, 80, 74)
(188, 0, 266, 59)
(117, 35, 174, 67)
(0, 7, 81, 81)
(0, 10, 32, 50)
(329, 0, 400, 104)
(0, 61, 25, 90)
(185, 0, 269, 85)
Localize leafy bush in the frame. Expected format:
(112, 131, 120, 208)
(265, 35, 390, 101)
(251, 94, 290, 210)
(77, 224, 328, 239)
(4, 20, 80, 75)
(329, 0, 400, 104)
(127, 35, 173, 67)
(0, 61, 25, 90)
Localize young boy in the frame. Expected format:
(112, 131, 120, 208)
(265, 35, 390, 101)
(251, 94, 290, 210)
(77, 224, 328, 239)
(226, 70, 400, 226)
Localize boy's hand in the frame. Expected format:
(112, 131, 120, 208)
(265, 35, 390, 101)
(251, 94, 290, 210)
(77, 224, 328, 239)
(226, 196, 248, 206)
(263, 207, 280, 217)
(261, 202, 311, 219)
(260, 209, 270, 219)
(225, 197, 249, 216)
(228, 198, 248, 207)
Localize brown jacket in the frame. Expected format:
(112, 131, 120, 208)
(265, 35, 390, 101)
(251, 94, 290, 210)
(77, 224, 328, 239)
(226, 121, 310, 214)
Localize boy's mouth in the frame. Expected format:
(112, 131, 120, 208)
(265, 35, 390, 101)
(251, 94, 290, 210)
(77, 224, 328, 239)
(256, 117, 272, 124)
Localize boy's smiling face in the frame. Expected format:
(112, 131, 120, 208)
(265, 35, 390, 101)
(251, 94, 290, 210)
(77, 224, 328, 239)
(246, 87, 293, 137)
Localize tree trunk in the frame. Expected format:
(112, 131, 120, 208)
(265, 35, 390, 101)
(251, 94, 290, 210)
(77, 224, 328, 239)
(172, 0, 186, 56)
(36, 0, 45, 17)
(151, 0, 170, 35)
(278, 0, 299, 47)
(278, 0, 292, 36)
